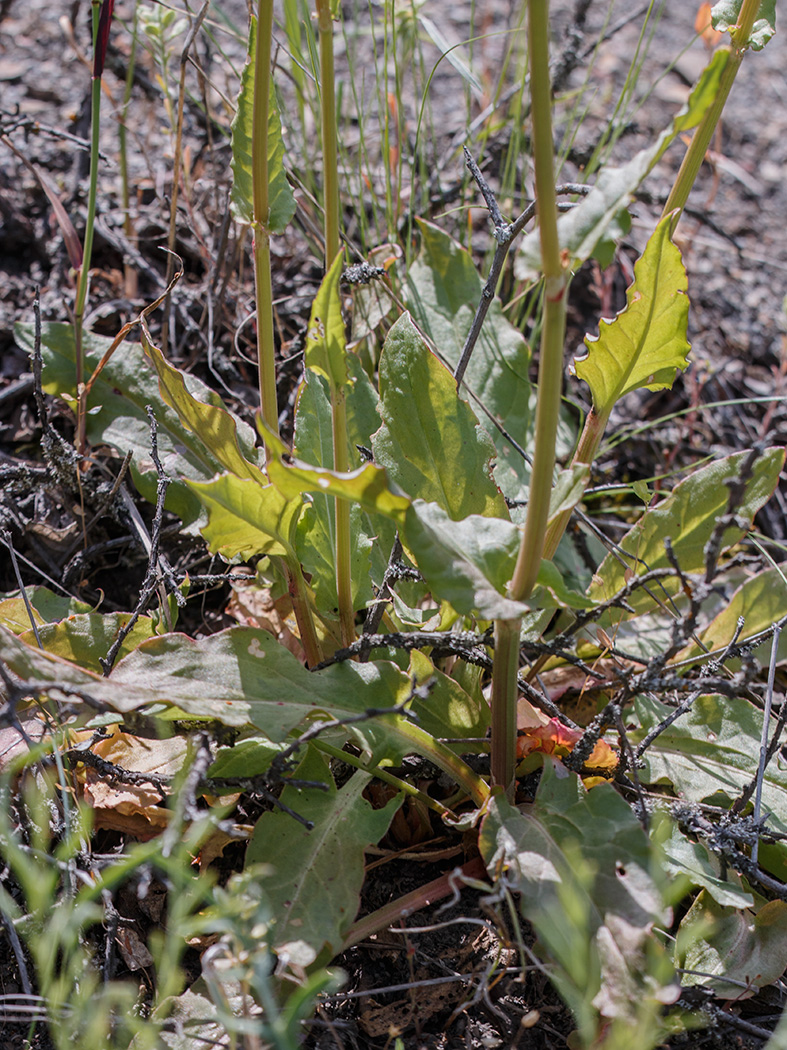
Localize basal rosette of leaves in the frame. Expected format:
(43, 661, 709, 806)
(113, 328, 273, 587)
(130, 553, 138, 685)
(5, 0, 785, 1045)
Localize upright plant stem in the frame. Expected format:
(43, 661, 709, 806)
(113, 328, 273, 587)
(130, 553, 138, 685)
(119, 1, 139, 301)
(251, 3, 321, 664)
(332, 380, 355, 647)
(541, 0, 764, 560)
(316, 0, 353, 646)
(490, 0, 568, 795)
(74, 0, 104, 456)
(661, 0, 760, 229)
(251, 0, 278, 437)
(316, 0, 340, 266)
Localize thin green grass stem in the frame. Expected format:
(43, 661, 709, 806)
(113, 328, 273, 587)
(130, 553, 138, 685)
(315, 1, 353, 645)
(491, 0, 568, 797)
(119, 0, 139, 300)
(252, 0, 279, 436)
(74, 22, 103, 455)
(316, 0, 340, 265)
(331, 384, 355, 646)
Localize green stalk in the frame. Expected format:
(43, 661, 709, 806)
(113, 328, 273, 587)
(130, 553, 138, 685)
(74, 1, 104, 456)
(490, 0, 568, 796)
(541, 0, 766, 561)
(316, 0, 340, 266)
(542, 405, 607, 560)
(314, 740, 454, 817)
(315, 0, 353, 647)
(332, 382, 355, 646)
(661, 0, 761, 229)
(251, 0, 278, 436)
(118, 0, 139, 300)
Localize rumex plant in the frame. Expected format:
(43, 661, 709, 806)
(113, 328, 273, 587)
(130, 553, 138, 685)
(2, 0, 786, 1046)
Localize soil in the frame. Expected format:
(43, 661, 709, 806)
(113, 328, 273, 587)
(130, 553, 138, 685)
(0, 0, 786, 1048)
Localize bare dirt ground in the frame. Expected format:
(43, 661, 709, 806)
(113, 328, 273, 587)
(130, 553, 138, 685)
(1, 1, 786, 1047)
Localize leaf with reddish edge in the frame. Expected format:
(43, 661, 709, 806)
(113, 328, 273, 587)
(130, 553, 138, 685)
(94, 0, 115, 79)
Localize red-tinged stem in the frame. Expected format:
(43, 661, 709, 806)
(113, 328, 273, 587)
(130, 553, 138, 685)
(340, 856, 487, 951)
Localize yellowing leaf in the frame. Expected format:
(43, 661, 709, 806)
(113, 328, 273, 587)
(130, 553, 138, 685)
(573, 216, 690, 421)
(187, 474, 302, 560)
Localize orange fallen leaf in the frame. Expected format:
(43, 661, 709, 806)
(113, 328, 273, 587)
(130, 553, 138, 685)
(695, 2, 723, 47)
(516, 717, 618, 774)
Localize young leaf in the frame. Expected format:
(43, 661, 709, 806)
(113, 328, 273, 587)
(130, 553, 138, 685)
(590, 448, 785, 613)
(304, 253, 347, 391)
(712, 0, 776, 49)
(407, 650, 490, 746)
(293, 369, 379, 613)
(403, 502, 594, 620)
(230, 15, 296, 231)
(514, 48, 730, 278)
(246, 745, 401, 958)
(186, 474, 302, 560)
(573, 216, 690, 422)
(403, 501, 525, 620)
(372, 313, 507, 520)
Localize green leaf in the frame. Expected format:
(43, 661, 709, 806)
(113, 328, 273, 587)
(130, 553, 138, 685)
(712, 0, 776, 49)
(679, 893, 787, 997)
(186, 474, 302, 560)
(590, 448, 785, 613)
(480, 765, 676, 1043)
(14, 322, 258, 527)
(408, 650, 490, 746)
(230, 16, 296, 231)
(402, 221, 531, 494)
(0, 625, 488, 801)
(0, 588, 93, 634)
(634, 693, 787, 852)
(404, 501, 525, 620)
(404, 501, 593, 620)
(208, 737, 283, 779)
(677, 567, 787, 667)
(304, 253, 347, 391)
(573, 216, 690, 420)
(22, 613, 157, 674)
(246, 746, 401, 957)
(296, 501, 372, 615)
(514, 48, 730, 278)
(264, 424, 410, 526)
(659, 821, 753, 909)
(142, 336, 265, 484)
(372, 313, 507, 520)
